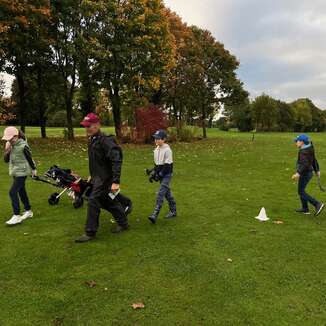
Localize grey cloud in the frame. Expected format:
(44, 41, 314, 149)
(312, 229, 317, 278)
(165, 0, 326, 107)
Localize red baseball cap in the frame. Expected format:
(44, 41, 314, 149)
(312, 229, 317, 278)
(80, 113, 100, 127)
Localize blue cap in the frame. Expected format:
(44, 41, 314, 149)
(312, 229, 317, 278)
(294, 134, 310, 144)
(153, 129, 167, 140)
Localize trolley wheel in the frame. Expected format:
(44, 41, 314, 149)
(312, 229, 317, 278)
(48, 193, 60, 206)
(73, 197, 84, 209)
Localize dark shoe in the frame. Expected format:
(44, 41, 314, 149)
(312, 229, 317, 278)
(148, 215, 157, 224)
(75, 234, 95, 243)
(295, 208, 310, 215)
(111, 225, 129, 233)
(315, 203, 325, 216)
(165, 211, 177, 219)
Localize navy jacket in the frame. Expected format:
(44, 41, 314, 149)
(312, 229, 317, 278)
(297, 145, 319, 175)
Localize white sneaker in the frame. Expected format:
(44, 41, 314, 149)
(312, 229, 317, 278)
(21, 210, 33, 220)
(6, 215, 23, 226)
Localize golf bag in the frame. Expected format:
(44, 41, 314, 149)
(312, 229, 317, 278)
(33, 165, 92, 209)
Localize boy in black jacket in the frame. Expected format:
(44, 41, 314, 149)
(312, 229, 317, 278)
(292, 134, 324, 216)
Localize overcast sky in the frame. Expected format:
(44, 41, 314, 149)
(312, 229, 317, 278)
(165, 0, 326, 108)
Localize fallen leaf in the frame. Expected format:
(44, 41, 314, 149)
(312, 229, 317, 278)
(227, 258, 233, 263)
(52, 317, 64, 326)
(132, 302, 145, 310)
(273, 220, 284, 225)
(85, 280, 97, 288)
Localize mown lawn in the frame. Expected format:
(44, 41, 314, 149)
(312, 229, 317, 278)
(0, 126, 115, 138)
(1, 130, 326, 325)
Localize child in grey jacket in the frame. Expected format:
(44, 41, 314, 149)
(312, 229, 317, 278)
(148, 130, 177, 224)
(2, 127, 37, 226)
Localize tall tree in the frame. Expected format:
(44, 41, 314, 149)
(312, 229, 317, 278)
(224, 97, 253, 132)
(251, 94, 278, 131)
(184, 26, 244, 138)
(95, 0, 175, 138)
(162, 9, 198, 132)
(50, 0, 84, 140)
(276, 100, 295, 132)
(0, 0, 51, 132)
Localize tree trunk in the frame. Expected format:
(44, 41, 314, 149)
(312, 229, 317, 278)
(202, 104, 207, 138)
(64, 82, 74, 140)
(110, 86, 122, 139)
(80, 79, 95, 115)
(152, 86, 162, 105)
(65, 65, 76, 140)
(208, 116, 213, 128)
(66, 98, 74, 140)
(37, 68, 47, 138)
(16, 69, 26, 133)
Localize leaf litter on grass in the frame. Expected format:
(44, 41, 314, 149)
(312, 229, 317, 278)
(85, 280, 97, 288)
(131, 302, 145, 310)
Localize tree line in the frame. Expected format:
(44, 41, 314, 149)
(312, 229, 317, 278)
(0, 0, 246, 139)
(222, 94, 326, 132)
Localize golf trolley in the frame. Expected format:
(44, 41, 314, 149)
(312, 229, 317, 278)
(33, 166, 92, 209)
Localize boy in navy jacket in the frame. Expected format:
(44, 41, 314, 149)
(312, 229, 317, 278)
(292, 134, 324, 216)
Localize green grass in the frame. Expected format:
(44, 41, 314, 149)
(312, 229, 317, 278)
(0, 126, 115, 138)
(1, 130, 326, 325)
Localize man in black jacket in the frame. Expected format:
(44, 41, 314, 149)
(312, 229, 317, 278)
(76, 113, 130, 243)
(292, 134, 324, 216)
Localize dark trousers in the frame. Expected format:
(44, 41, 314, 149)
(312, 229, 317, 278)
(86, 192, 128, 236)
(154, 174, 177, 214)
(116, 193, 132, 209)
(298, 172, 319, 210)
(9, 176, 31, 215)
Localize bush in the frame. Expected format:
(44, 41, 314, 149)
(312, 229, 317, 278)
(135, 105, 169, 143)
(168, 126, 200, 142)
(47, 110, 83, 127)
(216, 117, 230, 131)
(47, 110, 67, 127)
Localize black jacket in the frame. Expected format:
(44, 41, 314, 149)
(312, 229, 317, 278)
(88, 132, 123, 191)
(297, 145, 319, 175)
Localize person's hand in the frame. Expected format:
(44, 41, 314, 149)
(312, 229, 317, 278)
(5, 141, 11, 151)
(32, 170, 37, 178)
(292, 173, 300, 181)
(317, 171, 321, 178)
(111, 183, 120, 193)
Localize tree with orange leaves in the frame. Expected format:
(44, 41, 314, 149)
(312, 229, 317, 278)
(0, 0, 52, 133)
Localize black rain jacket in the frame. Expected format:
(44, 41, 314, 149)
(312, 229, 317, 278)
(88, 132, 123, 195)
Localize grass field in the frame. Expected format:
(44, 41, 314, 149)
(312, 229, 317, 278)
(1, 129, 326, 325)
(0, 126, 115, 138)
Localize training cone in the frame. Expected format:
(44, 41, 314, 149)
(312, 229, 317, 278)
(255, 207, 270, 222)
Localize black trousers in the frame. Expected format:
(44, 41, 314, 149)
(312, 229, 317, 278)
(9, 176, 31, 215)
(85, 192, 129, 236)
(116, 193, 132, 209)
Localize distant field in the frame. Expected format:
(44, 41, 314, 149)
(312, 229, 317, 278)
(0, 126, 116, 138)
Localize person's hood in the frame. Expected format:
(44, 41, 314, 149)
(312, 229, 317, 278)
(301, 143, 312, 150)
